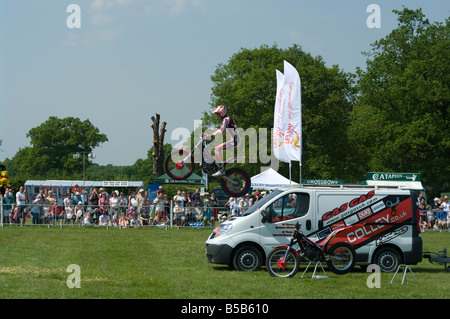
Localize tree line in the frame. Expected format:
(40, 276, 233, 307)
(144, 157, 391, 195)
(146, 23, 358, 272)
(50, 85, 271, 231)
(1, 8, 449, 198)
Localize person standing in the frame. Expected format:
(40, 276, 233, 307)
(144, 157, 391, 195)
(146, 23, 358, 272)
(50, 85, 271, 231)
(152, 191, 165, 225)
(119, 192, 128, 215)
(109, 190, 120, 225)
(136, 188, 147, 215)
(16, 186, 28, 225)
(2, 189, 15, 224)
(31, 196, 45, 225)
(162, 194, 170, 223)
(89, 187, 100, 222)
(44, 190, 56, 224)
(209, 192, 219, 221)
(191, 188, 201, 207)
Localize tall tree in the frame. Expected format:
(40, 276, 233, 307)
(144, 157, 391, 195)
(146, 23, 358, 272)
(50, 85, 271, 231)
(351, 8, 450, 193)
(9, 116, 107, 178)
(205, 44, 356, 180)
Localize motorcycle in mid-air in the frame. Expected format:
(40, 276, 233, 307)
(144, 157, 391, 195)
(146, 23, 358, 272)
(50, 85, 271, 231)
(164, 136, 251, 198)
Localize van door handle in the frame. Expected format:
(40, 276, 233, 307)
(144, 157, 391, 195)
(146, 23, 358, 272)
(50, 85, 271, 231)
(306, 219, 311, 230)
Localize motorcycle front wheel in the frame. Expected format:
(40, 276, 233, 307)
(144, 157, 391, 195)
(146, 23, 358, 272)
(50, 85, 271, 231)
(164, 149, 195, 180)
(266, 247, 300, 278)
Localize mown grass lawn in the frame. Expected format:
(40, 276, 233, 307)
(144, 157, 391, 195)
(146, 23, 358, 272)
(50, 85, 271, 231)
(0, 226, 448, 299)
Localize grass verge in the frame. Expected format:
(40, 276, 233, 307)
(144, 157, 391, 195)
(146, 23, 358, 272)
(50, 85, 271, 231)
(0, 226, 448, 299)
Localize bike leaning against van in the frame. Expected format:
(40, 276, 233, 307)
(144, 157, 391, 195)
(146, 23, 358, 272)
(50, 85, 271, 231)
(266, 222, 356, 278)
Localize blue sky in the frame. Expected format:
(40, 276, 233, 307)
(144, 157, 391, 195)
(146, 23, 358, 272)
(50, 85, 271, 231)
(1, 0, 448, 166)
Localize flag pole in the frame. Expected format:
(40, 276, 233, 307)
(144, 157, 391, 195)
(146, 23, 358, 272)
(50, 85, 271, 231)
(289, 162, 292, 186)
(299, 136, 302, 186)
(299, 162, 302, 187)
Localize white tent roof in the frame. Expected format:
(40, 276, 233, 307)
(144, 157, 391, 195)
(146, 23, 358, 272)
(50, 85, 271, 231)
(250, 168, 298, 190)
(25, 180, 144, 188)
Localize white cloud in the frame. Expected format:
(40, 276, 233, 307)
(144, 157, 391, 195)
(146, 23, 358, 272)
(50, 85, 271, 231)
(289, 29, 322, 51)
(63, 29, 122, 47)
(90, 0, 204, 16)
(159, 0, 206, 16)
(64, 0, 205, 47)
(91, 13, 114, 26)
(90, 0, 137, 11)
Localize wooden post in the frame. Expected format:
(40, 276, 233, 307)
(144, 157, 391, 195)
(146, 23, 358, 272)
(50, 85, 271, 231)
(151, 113, 167, 178)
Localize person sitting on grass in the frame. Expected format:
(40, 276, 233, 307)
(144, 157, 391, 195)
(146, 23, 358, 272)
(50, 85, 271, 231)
(173, 200, 186, 227)
(129, 213, 139, 228)
(99, 211, 111, 226)
(139, 209, 150, 227)
(118, 212, 128, 228)
(82, 212, 92, 226)
(435, 204, 447, 232)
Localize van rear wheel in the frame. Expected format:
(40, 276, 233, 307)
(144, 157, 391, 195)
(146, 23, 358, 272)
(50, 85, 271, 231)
(373, 247, 402, 273)
(232, 246, 262, 271)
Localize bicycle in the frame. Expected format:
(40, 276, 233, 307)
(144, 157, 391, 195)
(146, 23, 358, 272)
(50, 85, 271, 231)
(266, 222, 356, 278)
(164, 136, 251, 198)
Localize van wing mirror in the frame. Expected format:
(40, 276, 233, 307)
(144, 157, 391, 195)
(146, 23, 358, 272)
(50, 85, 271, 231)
(261, 208, 272, 223)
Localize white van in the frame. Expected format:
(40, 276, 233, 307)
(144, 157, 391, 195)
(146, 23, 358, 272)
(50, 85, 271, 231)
(205, 185, 423, 272)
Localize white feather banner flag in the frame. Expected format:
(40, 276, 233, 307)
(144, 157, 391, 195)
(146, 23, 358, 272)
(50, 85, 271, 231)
(273, 60, 301, 163)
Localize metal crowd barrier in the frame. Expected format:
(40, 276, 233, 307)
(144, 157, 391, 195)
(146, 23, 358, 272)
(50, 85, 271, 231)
(0, 201, 239, 229)
(418, 209, 449, 232)
(4, 205, 446, 231)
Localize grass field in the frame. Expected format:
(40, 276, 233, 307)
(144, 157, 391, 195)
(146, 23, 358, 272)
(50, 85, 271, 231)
(0, 226, 449, 299)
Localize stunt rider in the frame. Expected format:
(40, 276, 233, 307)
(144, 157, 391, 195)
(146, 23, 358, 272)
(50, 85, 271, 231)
(202, 105, 241, 177)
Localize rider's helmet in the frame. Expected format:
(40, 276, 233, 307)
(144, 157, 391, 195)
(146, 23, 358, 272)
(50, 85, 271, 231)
(213, 105, 227, 117)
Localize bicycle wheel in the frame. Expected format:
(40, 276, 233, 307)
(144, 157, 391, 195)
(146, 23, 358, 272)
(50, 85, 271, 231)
(266, 247, 300, 278)
(164, 149, 195, 180)
(220, 167, 251, 198)
(326, 242, 356, 275)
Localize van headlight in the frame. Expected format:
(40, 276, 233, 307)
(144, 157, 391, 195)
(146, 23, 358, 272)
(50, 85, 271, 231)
(210, 224, 233, 238)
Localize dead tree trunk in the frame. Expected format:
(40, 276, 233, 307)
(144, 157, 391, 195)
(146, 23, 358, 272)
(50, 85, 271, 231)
(151, 113, 167, 178)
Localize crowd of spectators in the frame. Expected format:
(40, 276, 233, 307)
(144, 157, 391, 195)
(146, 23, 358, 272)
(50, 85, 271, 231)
(2, 186, 450, 231)
(0, 185, 272, 228)
(170, 188, 269, 226)
(419, 194, 450, 232)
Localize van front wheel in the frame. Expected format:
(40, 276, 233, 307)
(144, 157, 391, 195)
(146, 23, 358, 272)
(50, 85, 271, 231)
(232, 246, 262, 271)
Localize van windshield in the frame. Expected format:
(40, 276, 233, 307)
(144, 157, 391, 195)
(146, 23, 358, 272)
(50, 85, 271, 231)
(242, 190, 283, 216)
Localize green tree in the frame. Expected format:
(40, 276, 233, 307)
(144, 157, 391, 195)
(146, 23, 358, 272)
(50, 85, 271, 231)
(129, 143, 173, 185)
(204, 44, 357, 180)
(351, 8, 450, 193)
(10, 116, 108, 178)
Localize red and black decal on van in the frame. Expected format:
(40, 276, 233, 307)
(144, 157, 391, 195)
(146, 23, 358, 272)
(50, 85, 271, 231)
(317, 193, 415, 250)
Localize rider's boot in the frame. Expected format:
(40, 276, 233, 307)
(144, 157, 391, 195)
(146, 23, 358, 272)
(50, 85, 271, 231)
(212, 163, 226, 177)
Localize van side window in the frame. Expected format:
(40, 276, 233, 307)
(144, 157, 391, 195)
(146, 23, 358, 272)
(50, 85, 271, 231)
(270, 193, 310, 223)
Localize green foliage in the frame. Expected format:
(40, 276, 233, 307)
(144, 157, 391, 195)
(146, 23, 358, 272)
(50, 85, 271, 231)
(7, 117, 108, 179)
(351, 8, 450, 194)
(206, 43, 357, 181)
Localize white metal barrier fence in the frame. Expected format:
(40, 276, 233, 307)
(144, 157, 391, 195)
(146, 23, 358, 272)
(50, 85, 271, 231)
(0, 201, 236, 229)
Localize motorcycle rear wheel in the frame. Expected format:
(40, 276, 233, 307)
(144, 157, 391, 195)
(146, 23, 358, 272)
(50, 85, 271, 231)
(220, 167, 251, 198)
(326, 242, 356, 275)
